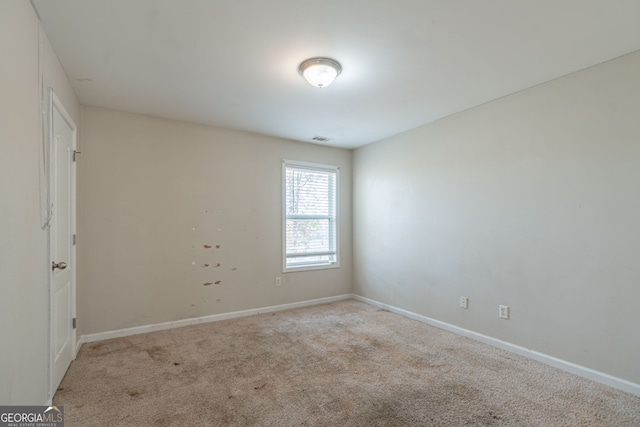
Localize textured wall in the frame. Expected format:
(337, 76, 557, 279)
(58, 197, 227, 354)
(353, 51, 640, 384)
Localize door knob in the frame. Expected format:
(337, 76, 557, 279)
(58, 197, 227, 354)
(52, 261, 67, 271)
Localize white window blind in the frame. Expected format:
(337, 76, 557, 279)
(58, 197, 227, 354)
(283, 160, 339, 271)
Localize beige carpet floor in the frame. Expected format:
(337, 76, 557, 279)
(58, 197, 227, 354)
(54, 299, 640, 426)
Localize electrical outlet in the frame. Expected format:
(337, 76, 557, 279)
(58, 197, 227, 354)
(275, 277, 281, 287)
(499, 305, 509, 319)
(459, 297, 468, 309)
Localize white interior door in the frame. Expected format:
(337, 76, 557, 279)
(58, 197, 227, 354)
(49, 90, 77, 399)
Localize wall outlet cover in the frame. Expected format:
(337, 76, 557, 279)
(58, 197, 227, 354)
(499, 305, 510, 319)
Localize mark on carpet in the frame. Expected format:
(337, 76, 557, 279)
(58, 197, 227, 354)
(254, 383, 267, 390)
(86, 338, 134, 357)
(145, 346, 166, 361)
(154, 417, 169, 427)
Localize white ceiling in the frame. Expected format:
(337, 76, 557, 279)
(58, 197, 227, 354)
(32, 0, 640, 149)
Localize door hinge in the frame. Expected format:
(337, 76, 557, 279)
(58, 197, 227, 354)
(72, 318, 76, 329)
(73, 234, 76, 246)
(73, 150, 81, 162)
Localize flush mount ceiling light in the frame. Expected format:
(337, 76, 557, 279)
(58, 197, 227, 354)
(298, 57, 342, 88)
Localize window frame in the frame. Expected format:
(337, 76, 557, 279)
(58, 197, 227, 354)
(282, 159, 340, 273)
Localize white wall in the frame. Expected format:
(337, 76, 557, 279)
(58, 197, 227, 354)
(0, 2, 80, 404)
(79, 107, 352, 334)
(353, 51, 640, 385)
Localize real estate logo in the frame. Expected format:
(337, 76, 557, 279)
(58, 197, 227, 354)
(0, 406, 63, 427)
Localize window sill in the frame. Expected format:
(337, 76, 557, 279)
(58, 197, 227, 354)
(283, 262, 340, 273)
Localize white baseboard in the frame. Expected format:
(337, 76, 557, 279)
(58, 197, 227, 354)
(81, 294, 352, 344)
(352, 294, 640, 397)
(75, 334, 84, 356)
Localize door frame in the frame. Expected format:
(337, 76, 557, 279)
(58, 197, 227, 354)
(48, 88, 78, 402)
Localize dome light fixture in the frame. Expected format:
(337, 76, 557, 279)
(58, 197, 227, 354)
(298, 57, 342, 88)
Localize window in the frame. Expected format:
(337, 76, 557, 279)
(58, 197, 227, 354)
(283, 160, 339, 271)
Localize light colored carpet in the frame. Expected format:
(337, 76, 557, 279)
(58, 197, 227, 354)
(54, 299, 640, 426)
